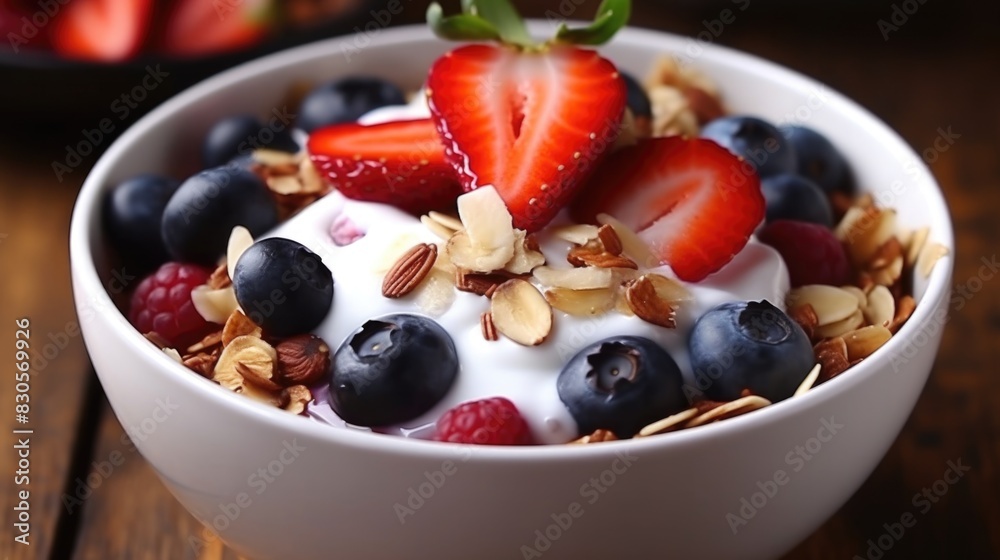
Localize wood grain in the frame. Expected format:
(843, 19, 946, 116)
(0, 1, 996, 558)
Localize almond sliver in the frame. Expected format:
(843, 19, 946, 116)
(787, 285, 860, 326)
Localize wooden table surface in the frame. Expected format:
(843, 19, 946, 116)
(0, 2, 996, 559)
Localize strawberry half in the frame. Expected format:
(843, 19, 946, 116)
(572, 137, 765, 282)
(427, 44, 626, 232)
(308, 118, 463, 214)
(51, 0, 153, 62)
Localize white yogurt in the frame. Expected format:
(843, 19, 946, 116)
(271, 100, 789, 444)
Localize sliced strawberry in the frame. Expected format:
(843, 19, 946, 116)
(572, 137, 765, 282)
(427, 44, 626, 232)
(307, 118, 463, 215)
(160, 0, 269, 58)
(51, 0, 153, 62)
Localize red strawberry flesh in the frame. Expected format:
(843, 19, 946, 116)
(427, 44, 627, 231)
(573, 137, 765, 282)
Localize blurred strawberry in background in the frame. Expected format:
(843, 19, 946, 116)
(2, 0, 363, 62)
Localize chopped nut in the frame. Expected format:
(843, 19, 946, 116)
(382, 243, 438, 298)
(684, 396, 771, 428)
(814, 338, 850, 383)
(279, 385, 312, 415)
(207, 264, 232, 290)
(647, 85, 700, 137)
(597, 224, 623, 256)
(571, 429, 619, 444)
(480, 312, 499, 341)
(840, 208, 897, 266)
(843, 325, 892, 361)
(186, 331, 223, 354)
(183, 351, 219, 378)
(503, 230, 546, 274)
(863, 285, 895, 328)
(545, 287, 616, 316)
(595, 213, 658, 269)
(455, 269, 506, 297)
(446, 230, 515, 273)
(214, 335, 280, 394)
(533, 266, 614, 290)
(813, 308, 864, 339)
(625, 275, 680, 328)
(889, 295, 916, 333)
(867, 237, 904, 270)
(226, 226, 255, 279)
(567, 239, 638, 269)
(490, 279, 552, 346)
(788, 304, 819, 340)
(275, 334, 330, 386)
(222, 310, 262, 346)
(787, 285, 860, 326)
(871, 255, 904, 286)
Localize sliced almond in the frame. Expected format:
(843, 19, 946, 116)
(456, 186, 516, 254)
(596, 213, 657, 269)
(841, 286, 868, 310)
(226, 226, 255, 279)
(793, 364, 822, 396)
(788, 304, 819, 340)
(843, 208, 897, 266)
(191, 285, 240, 325)
(545, 287, 616, 316)
(186, 331, 222, 354)
(551, 224, 599, 245)
(684, 396, 771, 428)
(844, 325, 892, 361)
(834, 206, 868, 241)
(533, 266, 614, 290)
(382, 243, 437, 298)
(213, 335, 280, 402)
(222, 310, 262, 346)
(421, 215, 454, 240)
(163, 347, 183, 363)
(298, 158, 325, 194)
(625, 275, 679, 328)
(636, 407, 700, 437)
(490, 279, 552, 346)
(813, 308, 864, 339)
(867, 237, 904, 270)
(905, 226, 930, 268)
(504, 230, 546, 274)
(787, 285, 860, 326)
(446, 230, 515, 273)
(267, 174, 305, 196)
(872, 256, 904, 286)
(863, 285, 895, 328)
(571, 429, 620, 444)
(427, 211, 463, 233)
(917, 242, 949, 278)
(414, 269, 456, 317)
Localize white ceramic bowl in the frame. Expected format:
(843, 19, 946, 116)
(71, 23, 953, 560)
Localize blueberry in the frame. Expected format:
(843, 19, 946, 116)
(330, 314, 458, 427)
(779, 125, 852, 193)
(558, 336, 687, 439)
(162, 166, 278, 265)
(761, 173, 834, 227)
(621, 72, 652, 120)
(701, 116, 796, 178)
(687, 301, 813, 403)
(296, 77, 406, 133)
(102, 174, 179, 272)
(202, 115, 299, 169)
(232, 238, 334, 337)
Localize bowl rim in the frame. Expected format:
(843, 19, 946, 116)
(70, 22, 955, 462)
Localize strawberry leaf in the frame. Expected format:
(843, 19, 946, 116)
(463, 0, 533, 47)
(427, 3, 502, 43)
(555, 0, 631, 45)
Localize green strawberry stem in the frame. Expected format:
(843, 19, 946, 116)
(427, 0, 631, 49)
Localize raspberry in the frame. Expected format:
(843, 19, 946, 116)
(129, 262, 213, 347)
(758, 220, 851, 288)
(434, 397, 534, 445)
